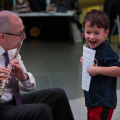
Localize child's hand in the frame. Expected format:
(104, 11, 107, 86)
(80, 56, 83, 66)
(87, 67, 99, 76)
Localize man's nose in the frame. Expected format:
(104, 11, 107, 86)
(22, 33, 26, 39)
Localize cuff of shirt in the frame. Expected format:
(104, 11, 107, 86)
(19, 72, 35, 86)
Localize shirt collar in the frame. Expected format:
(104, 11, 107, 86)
(0, 46, 6, 55)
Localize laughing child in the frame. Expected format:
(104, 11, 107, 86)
(80, 9, 120, 120)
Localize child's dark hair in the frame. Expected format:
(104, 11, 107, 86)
(83, 9, 109, 30)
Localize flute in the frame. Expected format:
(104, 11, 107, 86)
(0, 39, 24, 97)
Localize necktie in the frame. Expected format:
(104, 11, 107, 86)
(4, 51, 22, 105)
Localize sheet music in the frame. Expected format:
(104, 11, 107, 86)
(82, 44, 96, 91)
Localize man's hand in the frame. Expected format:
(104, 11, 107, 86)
(0, 67, 11, 84)
(80, 56, 83, 66)
(87, 67, 99, 76)
(11, 58, 28, 82)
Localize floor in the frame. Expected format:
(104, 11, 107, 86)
(20, 39, 84, 100)
(19, 37, 120, 120)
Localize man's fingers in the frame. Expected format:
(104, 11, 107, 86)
(0, 76, 11, 84)
(9, 76, 12, 79)
(0, 75, 11, 80)
(0, 69, 9, 74)
(11, 58, 19, 65)
(0, 74, 8, 78)
(0, 78, 5, 80)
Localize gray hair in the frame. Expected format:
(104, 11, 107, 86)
(0, 10, 18, 33)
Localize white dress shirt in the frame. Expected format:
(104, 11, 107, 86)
(0, 46, 36, 103)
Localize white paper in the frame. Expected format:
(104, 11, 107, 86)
(82, 44, 96, 91)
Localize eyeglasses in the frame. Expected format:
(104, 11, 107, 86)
(2, 26, 26, 38)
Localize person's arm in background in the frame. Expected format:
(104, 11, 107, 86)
(25, 0, 33, 12)
(11, 2, 17, 12)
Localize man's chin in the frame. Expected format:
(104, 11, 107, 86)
(12, 45, 20, 50)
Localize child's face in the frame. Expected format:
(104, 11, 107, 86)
(84, 21, 109, 49)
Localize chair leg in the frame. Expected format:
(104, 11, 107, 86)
(117, 15, 120, 48)
(109, 22, 117, 43)
(111, 22, 117, 37)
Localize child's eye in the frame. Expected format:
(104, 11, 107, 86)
(86, 32, 90, 34)
(95, 33, 99, 34)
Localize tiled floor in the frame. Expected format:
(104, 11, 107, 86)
(19, 38, 120, 120)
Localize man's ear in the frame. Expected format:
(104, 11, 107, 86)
(0, 34, 5, 43)
(104, 29, 109, 37)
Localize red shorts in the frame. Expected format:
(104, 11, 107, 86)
(87, 106, 114, 120)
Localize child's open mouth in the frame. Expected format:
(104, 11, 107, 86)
(90, 40, 97, 45)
